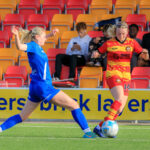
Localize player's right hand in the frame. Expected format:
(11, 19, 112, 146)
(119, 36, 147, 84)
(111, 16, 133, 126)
(11, 26, 19, 36)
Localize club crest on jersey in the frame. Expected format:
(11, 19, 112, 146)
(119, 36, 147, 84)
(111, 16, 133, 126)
(126, 46, 131, 51)
(116, 78, 121, 83)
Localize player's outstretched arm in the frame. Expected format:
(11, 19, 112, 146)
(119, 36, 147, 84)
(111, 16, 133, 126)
(11, 26, 27, 51)
(46, 28, 59, 39)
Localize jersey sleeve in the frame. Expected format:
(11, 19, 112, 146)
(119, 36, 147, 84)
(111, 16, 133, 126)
(26, 42, 35, 53)
(133, 40, 143, 54)
(98, 41, 107, 54)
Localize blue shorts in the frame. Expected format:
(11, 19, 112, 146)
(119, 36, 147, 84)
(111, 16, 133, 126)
(28, 80, 60, 103)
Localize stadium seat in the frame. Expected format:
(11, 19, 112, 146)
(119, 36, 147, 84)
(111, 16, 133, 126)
(66, 0, 88, 20)
(0, 0, 17, 20)
(18, 0, 41, 21)
(136, 31, 149, 40)
(131, 67, 150, 88)
(46, 48, 66, 75)
(18, 51, 31, 73)
(125, 14, 147, 31)
(114, 0, 137, 21)
(89, 0, 112, 15)
(0, 48, 17, 72)
(0, 31, 10, 48)
(0, 80, 8, 87)
(4, 66, 28, 87)
(3, 14, 25, 38)
(76, 14, 97, 32)
(138, 0, 150, 22)
(79, 66, 103, 88)
(52, 66, 77, 87)
(41, 0, 65, 21)
(51, 14, 74, 37)
(26, 14, 49, 30)
(88, 31, 104, 38)
(0, 67, 3, 80)
(40, 0, 44, 4)
(59, 31, 78, 48)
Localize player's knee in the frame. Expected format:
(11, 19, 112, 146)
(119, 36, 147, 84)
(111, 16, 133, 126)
(70, 101, 79, 110)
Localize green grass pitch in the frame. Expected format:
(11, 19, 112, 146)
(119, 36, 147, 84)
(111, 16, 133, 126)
(0, 122, 150, 150)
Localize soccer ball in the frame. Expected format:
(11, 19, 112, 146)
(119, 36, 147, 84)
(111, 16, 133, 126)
(102, 120, 119, 138)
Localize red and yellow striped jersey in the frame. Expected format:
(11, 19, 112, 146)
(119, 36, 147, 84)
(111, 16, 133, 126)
(98, 37, 143, 80)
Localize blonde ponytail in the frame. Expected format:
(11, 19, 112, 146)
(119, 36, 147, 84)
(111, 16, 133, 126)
(107, 25, 116, 38)
(18, 27, 45, 43)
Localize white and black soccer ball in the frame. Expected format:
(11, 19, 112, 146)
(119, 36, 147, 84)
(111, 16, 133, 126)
(102, 120, 119, 138)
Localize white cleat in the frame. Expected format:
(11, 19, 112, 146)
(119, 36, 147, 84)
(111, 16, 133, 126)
(0, 127, 2, 132)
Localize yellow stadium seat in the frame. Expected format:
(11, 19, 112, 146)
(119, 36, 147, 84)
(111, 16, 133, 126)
(40, 0, 44, 4)
(76, 14, 97, 32)
(51, 14, 74, 37)
(0, 48, 17, 73)
(114, 0, 137, 21)
(60, 31, 78, 49)
(0, 67, 3, 80)
(89, 0, 112, 15)
(79, 66, 103, 88)
(139, 0, 150, 21)
(0, 0, 17, 20)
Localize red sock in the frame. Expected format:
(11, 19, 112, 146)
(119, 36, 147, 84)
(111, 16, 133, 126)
(99, 121, 103, 127)
(113, 114, 118, 120)
(104, 100, 122, 121)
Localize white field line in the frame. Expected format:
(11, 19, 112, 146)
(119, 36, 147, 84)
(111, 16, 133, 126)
(16, 125, 150, 130)
(0, 136, 150, 142)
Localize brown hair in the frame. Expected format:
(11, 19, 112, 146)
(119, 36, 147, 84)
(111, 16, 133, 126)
(76, 22, 87, 32)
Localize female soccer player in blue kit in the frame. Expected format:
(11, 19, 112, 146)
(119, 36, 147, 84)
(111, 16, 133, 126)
(0, 26, 96, 138)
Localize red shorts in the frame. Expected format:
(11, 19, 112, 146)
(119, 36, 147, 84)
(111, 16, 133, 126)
(106, 76, 130, 96)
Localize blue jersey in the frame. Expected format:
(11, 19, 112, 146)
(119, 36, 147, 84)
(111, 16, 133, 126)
(26, 41, 60, 102)
(26, 41, 52, 83)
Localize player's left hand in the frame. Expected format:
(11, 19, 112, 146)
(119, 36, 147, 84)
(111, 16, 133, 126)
(139, 49, 149, 60)
(52, 28, 59, 36)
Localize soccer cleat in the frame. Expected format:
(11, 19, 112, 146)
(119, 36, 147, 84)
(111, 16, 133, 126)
(93, 126, 116, 138)
(82, 132, 97, 138)
(0, 127, 2, 132)
(93, 126, 106, 138)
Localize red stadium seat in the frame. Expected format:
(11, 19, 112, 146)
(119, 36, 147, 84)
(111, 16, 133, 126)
(126, 14, 147, 31)
(0, 81, 8, 87)
(18, 0, 41, 21)
(136, 31, 149, 40)
(3, 14, 25, 38)
(0, 31, 10, 48)
(66, 0, 88, 20)
(4, 66, 28, 87)
(42, 0, 65, 21)
(131, 67, 150, 88)
(46, 48, 66, 75)
(88, 31, 104, 38)
(26, 14, 49, 30)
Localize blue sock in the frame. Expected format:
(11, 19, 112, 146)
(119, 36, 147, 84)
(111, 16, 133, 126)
(71, 108, 91, 133)
(0, 114, 22, 131)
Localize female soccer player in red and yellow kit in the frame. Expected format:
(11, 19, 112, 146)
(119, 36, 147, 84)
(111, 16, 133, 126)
(93, 22, 148, 137)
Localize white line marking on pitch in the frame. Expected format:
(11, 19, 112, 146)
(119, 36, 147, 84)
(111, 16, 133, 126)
(0, 136, 149, 142)
(16, 125, 150, 130)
